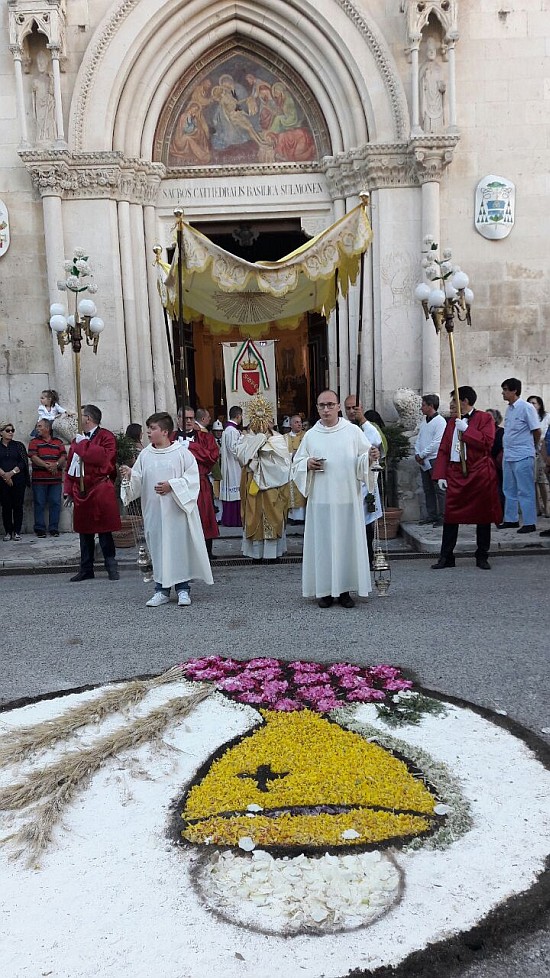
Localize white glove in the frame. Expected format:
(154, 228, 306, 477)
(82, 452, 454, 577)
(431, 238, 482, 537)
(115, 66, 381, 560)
(454, 418, 468, 432)
(75, 433, 86, 443)
(438, 479, 448, 491)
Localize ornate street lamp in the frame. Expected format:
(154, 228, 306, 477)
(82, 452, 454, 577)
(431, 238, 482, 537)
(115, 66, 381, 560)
(414, 238, 474, 475)
(49, 249, 105, 432)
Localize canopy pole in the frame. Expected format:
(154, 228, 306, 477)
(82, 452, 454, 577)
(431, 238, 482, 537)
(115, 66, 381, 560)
(356, 192, 370, 409)
(174, 208, 188, 406)
(335, 270, 340, 402)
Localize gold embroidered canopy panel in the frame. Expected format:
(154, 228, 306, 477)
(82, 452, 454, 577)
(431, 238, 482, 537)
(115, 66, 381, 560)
(162, 204, 373, 330)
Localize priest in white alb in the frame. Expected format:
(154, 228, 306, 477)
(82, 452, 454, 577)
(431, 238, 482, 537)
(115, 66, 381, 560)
(120, 412, 213, 607)
(292, 391, 379, 608)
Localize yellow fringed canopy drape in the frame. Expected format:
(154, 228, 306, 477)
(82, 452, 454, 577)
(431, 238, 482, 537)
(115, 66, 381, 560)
(161, 203, 373, 331)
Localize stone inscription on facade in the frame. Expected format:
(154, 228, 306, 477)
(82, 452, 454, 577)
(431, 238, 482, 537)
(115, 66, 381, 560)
(160, 174, 331, 211)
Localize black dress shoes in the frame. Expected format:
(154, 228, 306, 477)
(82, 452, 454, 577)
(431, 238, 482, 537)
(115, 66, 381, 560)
(338, 592, 355, 608)
(318, 596, 334, 608)
(108, 569, 120, 580)
(70, 571, 94, 582)
(476, 558, 491, 570)
(497, 521, 519, 529)
(517, 525, 536, 534)
(431, 558, 455, 569)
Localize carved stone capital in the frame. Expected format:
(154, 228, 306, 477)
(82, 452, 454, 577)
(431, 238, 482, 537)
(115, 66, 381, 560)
(409, 134, 459, 183)
(19, 150, 166, 204)
(321, 136, 458, 195)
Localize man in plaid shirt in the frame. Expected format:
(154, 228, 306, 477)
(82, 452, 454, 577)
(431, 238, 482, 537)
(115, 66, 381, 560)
(28, 418, 67, 536)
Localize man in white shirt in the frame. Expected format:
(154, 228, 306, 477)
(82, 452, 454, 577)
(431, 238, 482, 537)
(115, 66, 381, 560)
(414, 394, 448, 526)
(500, 377, 541, 533)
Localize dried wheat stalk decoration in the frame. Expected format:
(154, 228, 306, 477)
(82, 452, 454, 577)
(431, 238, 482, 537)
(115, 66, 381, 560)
(1, 684, 211, 865)
(0, 666, 187, 767)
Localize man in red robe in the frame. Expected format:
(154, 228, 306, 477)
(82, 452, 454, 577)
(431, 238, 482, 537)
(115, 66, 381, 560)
(64, 404, 121, 581)
(431, 386, 502, 571)
(177, 406, 219, 561)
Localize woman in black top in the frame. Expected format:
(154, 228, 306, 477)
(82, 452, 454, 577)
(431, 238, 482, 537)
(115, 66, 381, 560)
(0, 421, 30, 540)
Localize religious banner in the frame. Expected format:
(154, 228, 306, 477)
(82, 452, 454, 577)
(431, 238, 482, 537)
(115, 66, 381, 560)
(222, 339, 277, 420)
(163, 202, 372, 330)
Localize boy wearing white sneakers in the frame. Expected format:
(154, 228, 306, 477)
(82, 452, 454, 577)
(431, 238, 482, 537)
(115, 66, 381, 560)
(121, 412, 213, 607)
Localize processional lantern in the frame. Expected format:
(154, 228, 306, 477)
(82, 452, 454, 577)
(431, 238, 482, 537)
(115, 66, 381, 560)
(414, 238, 474, 476)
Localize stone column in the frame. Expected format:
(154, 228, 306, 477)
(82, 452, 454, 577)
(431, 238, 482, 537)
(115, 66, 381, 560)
(345, 194, 361, 402)
(410, 37, 422, 135)
(129, 203, 155, 418)
(445, 37, 458, 132)
(421, 179, 441, 395)
(9, 46, 29, 146)
(332, 197, 349, 400)
(48, 47, 66, 146)
(117, 200, 142, 419)
(143, 204, 175, 413)
(42, 194, 76, 405)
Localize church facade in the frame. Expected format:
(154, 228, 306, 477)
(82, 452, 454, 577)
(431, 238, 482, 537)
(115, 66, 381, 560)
(0, 0, 548, 432)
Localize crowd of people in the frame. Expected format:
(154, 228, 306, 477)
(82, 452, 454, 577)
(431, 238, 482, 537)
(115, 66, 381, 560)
(0, 375, 548, 603)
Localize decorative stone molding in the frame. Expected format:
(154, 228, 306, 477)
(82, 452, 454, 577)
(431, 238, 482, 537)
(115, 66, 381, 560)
(410, 134, 459, 183)
(321, 135, 459, 195)
(163, 162, 323, 180)
(72, 0, 408, 151)
(401, 0, 459, 45)
(332, 0, 409, 140)
(8, 0, 68, 65)
(19, 150, 166, 203)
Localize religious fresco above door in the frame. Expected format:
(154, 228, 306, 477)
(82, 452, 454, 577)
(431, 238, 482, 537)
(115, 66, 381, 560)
(155, 48, 331, 168)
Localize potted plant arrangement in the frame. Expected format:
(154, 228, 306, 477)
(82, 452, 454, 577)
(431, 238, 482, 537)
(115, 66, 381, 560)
(377, 422, 411, 539)
(113, 432, 141, 547)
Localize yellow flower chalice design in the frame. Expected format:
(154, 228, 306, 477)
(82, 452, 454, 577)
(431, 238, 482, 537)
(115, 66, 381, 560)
(182, 709, 437, 850)
(176, 662, 442, 936)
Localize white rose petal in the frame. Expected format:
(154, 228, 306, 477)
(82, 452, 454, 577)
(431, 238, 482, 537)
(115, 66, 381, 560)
(433, 803, 451, 816)
(246, 804, 263, 812)
(238, 836, 256, 851)
(341, 829, 361, 840)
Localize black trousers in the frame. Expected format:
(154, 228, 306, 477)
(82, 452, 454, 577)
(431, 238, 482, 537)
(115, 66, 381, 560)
(440, 522, 491, 561)
(0, 483, 26, 535)
(79, 532, 117, 575)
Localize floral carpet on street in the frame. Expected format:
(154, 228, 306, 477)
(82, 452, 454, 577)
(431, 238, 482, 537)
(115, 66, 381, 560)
(1, 657, 549, 978)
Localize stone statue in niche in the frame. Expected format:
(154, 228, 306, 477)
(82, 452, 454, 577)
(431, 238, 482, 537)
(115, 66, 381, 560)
(419, 37, 446, 133)
(32, 50, 55, 144)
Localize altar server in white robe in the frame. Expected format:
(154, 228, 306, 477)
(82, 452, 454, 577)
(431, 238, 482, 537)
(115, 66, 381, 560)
(120, 412, 213, 608)
(292, 391, 379, 608)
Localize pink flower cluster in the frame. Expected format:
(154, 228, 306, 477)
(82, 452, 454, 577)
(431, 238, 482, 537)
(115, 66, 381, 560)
(181, 657, 413, 713)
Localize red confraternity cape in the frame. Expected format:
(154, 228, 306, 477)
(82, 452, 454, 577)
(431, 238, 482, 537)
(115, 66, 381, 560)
(64, 428, 121, 534)
(432, 410, 502, 525)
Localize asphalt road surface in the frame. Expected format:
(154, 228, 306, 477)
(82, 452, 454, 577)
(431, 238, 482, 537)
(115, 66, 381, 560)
(2, 555, 549, 978)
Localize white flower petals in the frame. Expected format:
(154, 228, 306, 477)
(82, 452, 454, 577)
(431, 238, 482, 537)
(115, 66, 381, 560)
(433, 804, 451, 816)
(197, 850, 401, 934)
(246, 804, 263, 812)
(237, 836, 255, 851)
(341, 829, 360, 840)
